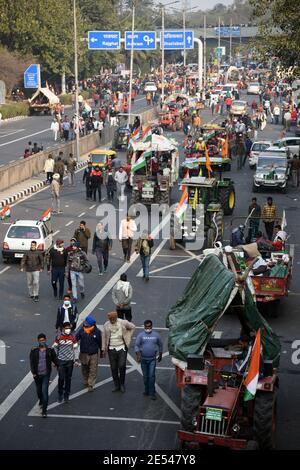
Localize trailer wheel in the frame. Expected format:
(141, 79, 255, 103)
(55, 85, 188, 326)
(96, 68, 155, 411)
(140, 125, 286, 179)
(214, 210, 224, 241)
(219, 186, 235, 215)
(206, 227, 215, 248)
(181, 385, 203, 432)
(253, 389, 277, 449)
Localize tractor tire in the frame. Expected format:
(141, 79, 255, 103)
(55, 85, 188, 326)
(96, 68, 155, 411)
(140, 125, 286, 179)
(181, 385, 203, 432)
(214, 210, 224, 242)
(253, 390, 277, 449)
(206, 227, 216, 248)
(219, 185, 235, 216)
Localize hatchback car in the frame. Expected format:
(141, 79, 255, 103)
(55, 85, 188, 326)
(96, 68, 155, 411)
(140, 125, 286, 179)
(2, 220, 53, 262)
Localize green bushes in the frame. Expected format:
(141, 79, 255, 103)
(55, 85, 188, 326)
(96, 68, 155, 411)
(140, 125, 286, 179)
(0, 101, 29, 119)
(59, 94, 72, 105)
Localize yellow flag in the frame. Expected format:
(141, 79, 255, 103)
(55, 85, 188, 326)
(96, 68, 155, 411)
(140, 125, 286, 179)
(192, 188, 198, 210)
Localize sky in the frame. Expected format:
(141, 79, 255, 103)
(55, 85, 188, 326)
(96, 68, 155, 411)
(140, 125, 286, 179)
(156, 0, 234, 10)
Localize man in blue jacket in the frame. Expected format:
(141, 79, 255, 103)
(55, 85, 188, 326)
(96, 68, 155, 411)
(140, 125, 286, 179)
(135, 320, 163, 400)
(76, 315, 102, 391)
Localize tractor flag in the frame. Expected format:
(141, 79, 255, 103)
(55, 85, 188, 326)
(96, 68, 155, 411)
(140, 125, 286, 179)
(205, 146, 212, 177)
(142, 126, 152, 143)
(0, 205, 10, 220)
(132, 153, 146, 172)
(128, 126, 141, 147)
(175, 185, 188, 224)
(192, 188, 198, 211)
(41, 208, 52, 222)
(243, 329, 261, 401)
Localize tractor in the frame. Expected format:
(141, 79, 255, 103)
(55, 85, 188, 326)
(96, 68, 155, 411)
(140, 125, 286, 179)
(167, 254, 280, 450)
(158, 110, 182, 132)
(170, 176, 235, 250)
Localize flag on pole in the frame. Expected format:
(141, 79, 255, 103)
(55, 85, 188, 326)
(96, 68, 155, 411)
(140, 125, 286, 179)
(243, 329, 261, 401)
(175, 186, 188, 224)
(205, 145, 212, 177)
(192, 188, 198, 211)
(0, 206, 10, 220)
(132, 154, 146, 172)
(142, 126, 152, 143)
(128, 126, 141, 147)
(41, 208, 52, 222)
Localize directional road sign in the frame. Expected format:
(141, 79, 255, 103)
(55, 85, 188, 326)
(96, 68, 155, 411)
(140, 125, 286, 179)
(88, 31, 120, 50)
(24, 64, 40, 89)
(160, 31, 194, 50)
(125, 31, 156, 50)
(214, 26, 241, 37)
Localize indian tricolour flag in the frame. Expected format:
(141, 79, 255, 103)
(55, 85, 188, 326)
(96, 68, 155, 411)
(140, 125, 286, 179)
(132, 154, 146, 172)
(142, 126, 152, 143)
(0, 206, 10, 220)
(41, 208, 52, 222)
(128, 126, 141, 147)
(244, 329, 261, 401)
(175, 186, 188, 224)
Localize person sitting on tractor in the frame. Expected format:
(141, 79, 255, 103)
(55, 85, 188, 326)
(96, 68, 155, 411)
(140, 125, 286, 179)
(195, 137, 206, 154)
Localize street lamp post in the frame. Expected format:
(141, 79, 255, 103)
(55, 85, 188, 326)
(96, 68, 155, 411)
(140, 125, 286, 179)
(128, 2, 135, 124)
(161, 1, 179, 105)
(73, 0, 80, 162)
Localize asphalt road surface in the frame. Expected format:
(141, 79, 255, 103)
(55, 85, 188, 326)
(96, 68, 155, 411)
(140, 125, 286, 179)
(0, 98, 299, 450)
(0, 96, 149, 166)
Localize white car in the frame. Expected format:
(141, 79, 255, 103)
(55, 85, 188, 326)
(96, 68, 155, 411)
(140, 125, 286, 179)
(273, 137, 300, 157)
(249, 141, 272, 168)
(144, 81, 157, 93)
(230, 100, 248, 116)
(247, 82, 260, 95)
(2, 220, 53, 262)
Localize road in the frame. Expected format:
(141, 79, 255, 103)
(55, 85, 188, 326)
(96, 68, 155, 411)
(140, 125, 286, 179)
(0, 97, 299, 450)
(0, 96, 149, 166)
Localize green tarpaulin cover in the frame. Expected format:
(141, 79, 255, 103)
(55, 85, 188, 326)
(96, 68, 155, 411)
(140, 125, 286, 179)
(167, 255, 281, 366)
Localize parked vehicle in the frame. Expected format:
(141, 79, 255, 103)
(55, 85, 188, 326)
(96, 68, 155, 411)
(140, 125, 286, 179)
(2, 220, 53, 262)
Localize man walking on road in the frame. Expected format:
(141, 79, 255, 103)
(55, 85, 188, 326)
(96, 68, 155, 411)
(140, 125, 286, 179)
(44, 154, 55, 184)
(65, 153, 77, 186)
(67, 242, 88, 302)
(289, 155, 300, 187)
(262, 197, 278, 240)
(56, 294, 78, 332)
(135, 320, 163, 400)
(112, 273, 133, 321)
(21, 241, 43, 302)
(30, 333, 59, 417)
(135, 231, 153, 282)
(103, 311, 135, 393)
(83, 162, 93, 200)
(54, 155, 65, 185)
(92, 222, 112, 275)
(119, 215, 137, 262)
(73, 221, 91, 254)
(47, 239, 68, 299)
(53, 322, 79, 403)
(114, 167, 128, 201)
(76, 315, 102, 392)
(51, 173, 62, 214)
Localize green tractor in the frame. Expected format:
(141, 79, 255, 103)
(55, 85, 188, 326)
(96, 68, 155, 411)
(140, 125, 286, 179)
(170, 176, 235, 250)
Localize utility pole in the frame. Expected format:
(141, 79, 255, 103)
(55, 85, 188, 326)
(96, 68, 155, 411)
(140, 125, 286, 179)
(218, 16, 221, 78)
(229, 18, 232, 64)
(161, 6, 165, 104)
(73, 0, 80, 162)
(128, 1, 135, 123)
(183, 2, 186, 93)
(203, 14, 206, 87)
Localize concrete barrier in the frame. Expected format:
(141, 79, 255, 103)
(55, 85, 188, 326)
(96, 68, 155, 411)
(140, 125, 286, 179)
(0, 108, 158, 192)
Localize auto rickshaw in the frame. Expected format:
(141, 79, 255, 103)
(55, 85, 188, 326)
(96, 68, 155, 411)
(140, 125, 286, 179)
(88, 149, 116, 174)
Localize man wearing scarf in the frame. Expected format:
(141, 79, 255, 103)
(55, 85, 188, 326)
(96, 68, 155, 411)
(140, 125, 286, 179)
(112, 273, 133, 321)
(103, 311, 135, 393)
(76, 315, 102, 392)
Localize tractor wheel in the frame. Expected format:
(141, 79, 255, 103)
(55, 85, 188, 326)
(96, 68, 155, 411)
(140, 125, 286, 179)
(181, 385, 203, 432)
(214, 210, 224, 242)
(219, 185, 235, 216)
(253, 390, 277, 449)
(206, 227, 216, 248)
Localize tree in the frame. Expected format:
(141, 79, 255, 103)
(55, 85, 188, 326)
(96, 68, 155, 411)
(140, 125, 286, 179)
(249, 0, 300, 74)
(0, 47, 34, 94)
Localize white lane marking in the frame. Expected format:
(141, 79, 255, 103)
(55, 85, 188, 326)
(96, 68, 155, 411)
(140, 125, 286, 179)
(52, 230, 60, 237)
(0, 129, 25, 139)
(37, 414, 180, 425)
(148, 256, 198, 275)
(157, 254, 190, 258)
(0, 372, 33, 421)
(89, 204, 96, 210)
(0, 266, 11, 275)
(0, 128, 49, 148)
(77, 212, 85, 217)
(136, 239, 167, 277)
(65, 220, 74, 227)
(148, 275, 191, 280)
(4, 213, 170, 422)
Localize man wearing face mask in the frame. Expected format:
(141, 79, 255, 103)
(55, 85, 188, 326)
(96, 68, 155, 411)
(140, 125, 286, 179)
(55, 294, 78, 332)
(76, 315, 103, 392)
(135, 320, 163, 400)
(65, 238, 77, 294)
(30, 333, 59, 417)
(53, 322, 79, 403)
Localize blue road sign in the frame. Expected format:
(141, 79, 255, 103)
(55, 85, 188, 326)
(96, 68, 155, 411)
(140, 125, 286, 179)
(24, 64, 40, 89)
(88, 31, 120, 50)
(214, 26, 241, 37)
(125, 31, 156, 50)
(160, 31, 194, 50)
